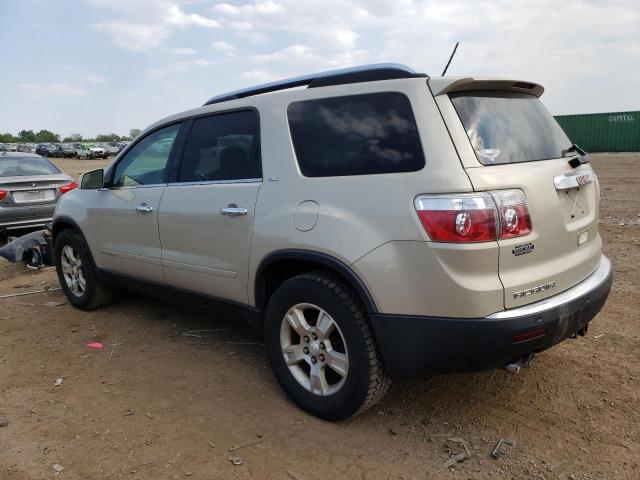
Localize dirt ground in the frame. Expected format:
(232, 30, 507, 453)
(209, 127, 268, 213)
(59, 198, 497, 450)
(0, 154, 638, 479)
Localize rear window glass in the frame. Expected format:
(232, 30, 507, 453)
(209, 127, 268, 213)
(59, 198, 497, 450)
(450, 91, 571, 165)
(0, 157, 60, 177)
(287, 92, 425, 177)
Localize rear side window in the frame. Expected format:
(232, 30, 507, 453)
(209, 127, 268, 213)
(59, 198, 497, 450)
(179, 110, 261, 182)
(287, 92, 425, 177)
(450, 91, 571, 165)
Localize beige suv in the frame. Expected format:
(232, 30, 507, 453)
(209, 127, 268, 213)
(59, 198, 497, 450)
(52, 64, 613, 420)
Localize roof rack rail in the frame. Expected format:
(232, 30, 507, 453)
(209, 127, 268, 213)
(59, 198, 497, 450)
(203, 63, 427, 106)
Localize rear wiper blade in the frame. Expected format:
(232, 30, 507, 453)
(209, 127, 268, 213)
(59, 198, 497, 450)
(562, 143, 589, 168)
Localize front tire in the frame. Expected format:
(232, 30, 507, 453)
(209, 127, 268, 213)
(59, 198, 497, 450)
(54, 229, 114, 310)
(264, 271, 391, 420)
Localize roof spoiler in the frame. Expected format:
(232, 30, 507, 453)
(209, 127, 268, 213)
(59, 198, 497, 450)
(429, 77, 544, 97)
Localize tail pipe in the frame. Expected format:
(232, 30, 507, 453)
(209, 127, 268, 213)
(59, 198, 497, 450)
(503, 353, 535, 375)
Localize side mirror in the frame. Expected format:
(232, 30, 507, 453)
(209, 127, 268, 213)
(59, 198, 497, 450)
(80, 169, 104, 189)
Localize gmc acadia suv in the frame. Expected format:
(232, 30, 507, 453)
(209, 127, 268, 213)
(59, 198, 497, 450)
(52, 64, 613, 420)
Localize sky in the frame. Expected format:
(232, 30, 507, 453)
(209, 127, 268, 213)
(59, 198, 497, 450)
(0, 0, 639, 138)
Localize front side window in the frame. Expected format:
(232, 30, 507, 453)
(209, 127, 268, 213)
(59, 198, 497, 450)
(178, 110, 261, 182)
(111, 123, 180, 187)
(287, 92, 425, 177)
(450, 91, 571, 165)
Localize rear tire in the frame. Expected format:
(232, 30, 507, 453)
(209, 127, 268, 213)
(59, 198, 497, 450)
(264, 271, 391, 420)
(54, 229, 114, 310)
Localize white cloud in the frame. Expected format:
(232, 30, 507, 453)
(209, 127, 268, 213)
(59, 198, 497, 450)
(166, 5, 219, 28)
(229, 21, 253, 32)
(81, 74, 107, 83)
(167, 47, 197, 55)
(91, 1, 219, 51)
(240, 69, 280, 83)
(212, 40, 236, 52)
(149, 58, 216, 78)
(93, 21, 170, 51)
(213, 1, 285, 17)
(18, 83, 88, 97)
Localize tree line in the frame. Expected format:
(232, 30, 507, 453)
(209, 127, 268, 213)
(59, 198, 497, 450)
(0, 129, 142, 144)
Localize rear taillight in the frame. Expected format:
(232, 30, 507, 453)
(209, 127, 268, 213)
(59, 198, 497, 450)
(59, 181, 78, 195)
(0, 190, 6, 201)
(414, 189, 531, 243)
(490, 189, 532, 239)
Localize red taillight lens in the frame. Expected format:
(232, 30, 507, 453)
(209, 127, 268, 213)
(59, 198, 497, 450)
(59, 181, 78, 195)
(415, 190, 531, 243)
(0, 190, 7, 201)
(415, 193, 498, 242)
(491, 190, 532, 239)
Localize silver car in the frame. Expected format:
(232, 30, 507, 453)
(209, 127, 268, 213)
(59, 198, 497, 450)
(0, 152, 76, 233)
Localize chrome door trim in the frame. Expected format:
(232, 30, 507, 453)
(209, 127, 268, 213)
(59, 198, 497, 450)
(100, 249, 163, 266)
(161, 259, 237, 278)
(99, 183, 168, 191)
(166, 178, 262, 187)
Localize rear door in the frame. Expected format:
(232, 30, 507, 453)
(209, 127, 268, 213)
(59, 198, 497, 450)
(86, 123, 182, 284)
(158, 110, 261, 304)
(444, 90, 601, 309)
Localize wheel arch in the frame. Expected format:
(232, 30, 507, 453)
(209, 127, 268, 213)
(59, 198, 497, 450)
(52, 216, 99, 269)
(254, 250, 378, 316)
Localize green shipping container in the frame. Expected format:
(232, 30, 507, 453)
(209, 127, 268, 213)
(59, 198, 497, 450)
(554, 111, 640, 152)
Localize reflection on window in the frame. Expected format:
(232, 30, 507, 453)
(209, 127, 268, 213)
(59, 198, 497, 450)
(0, 158, 61, 177)
(179, 110, 261, 182)
(112, 123, 180, 187)
(450, 92, 571, 165)
(287, 92, 425, 177)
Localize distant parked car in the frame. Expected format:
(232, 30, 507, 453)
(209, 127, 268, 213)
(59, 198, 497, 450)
(73, 144, 96, 159)
(88, 145, 107, 159)
(0, 152, 76, 233)
(49, 145, 75, 158)
(35, 144, 49, 156)
(103, 143, 119, 156)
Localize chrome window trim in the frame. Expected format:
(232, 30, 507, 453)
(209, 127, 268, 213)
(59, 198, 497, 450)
(486, 256, 612, 319)
(166, 178, 262, 187)
(99, 183, 168, 191)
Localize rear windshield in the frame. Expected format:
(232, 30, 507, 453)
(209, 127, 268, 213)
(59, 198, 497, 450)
(450, 91, 571, 165)
(287, 92, 425, 177)
(0, 157, 61, 177)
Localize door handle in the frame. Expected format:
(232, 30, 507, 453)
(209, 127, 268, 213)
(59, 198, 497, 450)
(221, 205, 248, 216)
(136, 204, 154, 214)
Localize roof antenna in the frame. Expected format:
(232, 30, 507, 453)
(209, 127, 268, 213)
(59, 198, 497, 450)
(441, 42, 459, 76)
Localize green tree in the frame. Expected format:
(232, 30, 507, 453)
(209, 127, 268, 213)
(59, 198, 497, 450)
(129, 128, 141, 140)
(0, 132, 18, 143)
(18, 129, 37, 142)
(95, 133, 122, 142)
(34, 129, 60, 143)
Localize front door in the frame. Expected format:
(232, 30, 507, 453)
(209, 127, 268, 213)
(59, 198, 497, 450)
(158, 110, 262, 304)
(87, 123, 181, 284)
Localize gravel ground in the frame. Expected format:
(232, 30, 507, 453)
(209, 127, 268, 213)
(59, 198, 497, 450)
(0, 153, 638, 479)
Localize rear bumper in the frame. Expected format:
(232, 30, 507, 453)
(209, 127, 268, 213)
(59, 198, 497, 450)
(0, 205, 56, 231)
(369, 256, 613, 378)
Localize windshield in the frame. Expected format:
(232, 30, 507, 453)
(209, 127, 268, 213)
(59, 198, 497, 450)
(0, 157, 61, 177)
(450, 91, 571, 165)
